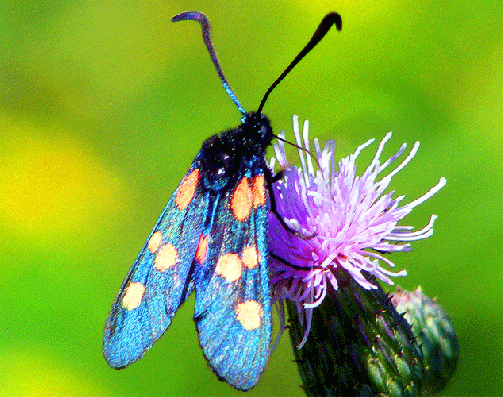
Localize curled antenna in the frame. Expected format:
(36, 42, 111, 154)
(257, 12, 342, 114)
(172, 11, 246, 115)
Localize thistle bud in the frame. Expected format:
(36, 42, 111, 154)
(392, 287, 459, 395)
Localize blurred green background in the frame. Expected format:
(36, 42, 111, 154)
(0, 1, 501, 396)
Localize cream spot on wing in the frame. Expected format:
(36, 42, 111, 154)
(154, 243, 178, 271)
(230, 177, 252, 221)
(235, 300, 262, 330)
(252, 175, 266, 208)
(242, 246, 260, 269)
(148, 231, 163, 253)
(122, 282, 145, 310)
(195, 234, 208, 264)
(175, 169, 199, 209)
(215, 253, 242, 282)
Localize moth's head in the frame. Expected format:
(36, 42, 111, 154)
(239, 112, 272, 149)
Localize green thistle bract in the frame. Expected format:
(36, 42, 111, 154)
(287, 273, 424, 397)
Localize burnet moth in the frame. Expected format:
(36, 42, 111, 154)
(103, 11, 342, 391)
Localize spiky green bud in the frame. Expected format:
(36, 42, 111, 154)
(392, 287, 459, 395)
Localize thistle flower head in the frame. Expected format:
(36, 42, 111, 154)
(269, 116, 446, 346)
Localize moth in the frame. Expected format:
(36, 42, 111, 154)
(103, 11, 341, 391)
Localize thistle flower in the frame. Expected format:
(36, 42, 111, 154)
(269, 116, 446, 347)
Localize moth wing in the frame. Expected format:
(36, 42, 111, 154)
(103, 167, 207, 368)
(193, 173, 272, 390)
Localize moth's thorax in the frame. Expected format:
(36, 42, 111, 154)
(198, 112, 272, 191)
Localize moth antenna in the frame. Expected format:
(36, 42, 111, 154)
(257, 12, 342, 114)
(172, 11, 246, 115)
(274, 134, 311, 154)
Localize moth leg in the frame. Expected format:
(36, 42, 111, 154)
(263, 165, 316, 240)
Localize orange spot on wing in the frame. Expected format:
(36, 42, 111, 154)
(148, 231, 163, 253)
(230, 177, 252, 221)
(242, 246, 260, 269)
(122, 282, 145, 310)
(154, 243, 178, 271)
(176, 169, 199, 209)
(195, 234, 208, 264)
(252, 175, 266, 208)
(235, 300, 263, 330)
(215, 253, 242, 282)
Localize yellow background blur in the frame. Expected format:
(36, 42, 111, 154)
(0, 1, 501, 396)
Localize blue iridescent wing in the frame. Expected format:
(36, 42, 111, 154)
(103, 166, 207, 368)
(193, 166, 272, 391)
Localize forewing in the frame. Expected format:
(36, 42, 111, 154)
(103, 166, 207, 368)
(193, 171, 271, 391)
